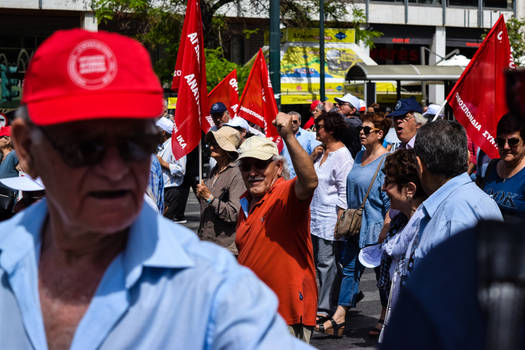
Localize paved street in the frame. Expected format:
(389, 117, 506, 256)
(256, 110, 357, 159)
(181, 193, 381, 349)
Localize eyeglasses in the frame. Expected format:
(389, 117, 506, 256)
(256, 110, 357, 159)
(316, 124, 326, 130)
(393, 115, 414, 123)
(337, 102, 350, 107)
(496, 137, 521, 148)
(239, 158, 272, 172)
(358, 126, 380, 135)
(35, 126, 162, 168)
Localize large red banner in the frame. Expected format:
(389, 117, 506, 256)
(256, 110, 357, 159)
(208, 69, 240, 118)
(447, 15, 514, 159)
(238, 49, 282, 150)
(170, 0, 211, 160)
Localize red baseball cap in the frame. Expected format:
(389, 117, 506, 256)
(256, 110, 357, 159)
(22, 29, 163, 126)
(0, 126, 11, 137)
(310, 100, 322, 112)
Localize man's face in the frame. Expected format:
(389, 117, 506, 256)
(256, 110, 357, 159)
(291, 114, 300, 134)
(394, 113, 418, 143)
(212, 111, 231, 128)
(24, 118, 155, 234)
(338, 102, 355, 117)
(239, 157, 282, 201)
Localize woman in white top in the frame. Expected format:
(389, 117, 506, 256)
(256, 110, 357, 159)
(310, 111, 354, 323)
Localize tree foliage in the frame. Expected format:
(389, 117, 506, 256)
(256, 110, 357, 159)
(92, 0, 381, 90)
(506, 16, 525, 67)
(481, 16, 525, 67)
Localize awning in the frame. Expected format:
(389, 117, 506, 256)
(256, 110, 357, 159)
(346, 63, 464, 82)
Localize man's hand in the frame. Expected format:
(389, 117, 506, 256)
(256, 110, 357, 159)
(324, 101, 334, 112)
(157, 155, 170, 170)
(272, 112, 294, 139)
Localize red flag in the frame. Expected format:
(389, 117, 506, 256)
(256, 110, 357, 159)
(238, 49, 282, 150)
(446, 15, 514, 159)
(208, 69, 240, 118)
(170, 0, 212, 160)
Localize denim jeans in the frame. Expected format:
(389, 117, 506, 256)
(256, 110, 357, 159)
(337, 238, 365, 307)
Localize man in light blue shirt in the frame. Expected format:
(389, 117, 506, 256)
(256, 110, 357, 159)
(280, 111, 321, 178)
(404, 120, 502, 275)
(1, 29, 310, 350)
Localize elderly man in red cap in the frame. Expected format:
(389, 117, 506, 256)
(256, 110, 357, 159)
(0, 29, 312, 349)
(236, 112, 319, 343)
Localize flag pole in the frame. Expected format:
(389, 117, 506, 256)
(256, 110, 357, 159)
(431, 100, 448, 122)
(198, 140, 203, 183)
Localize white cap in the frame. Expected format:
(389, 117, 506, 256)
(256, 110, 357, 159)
(225, 117, 264, 136)
(334, 93, 360, 110)
(358, 243, 383, 268)
(422, 104, 444, 118)
(156, 117, 174, 134)
(0, 172, 44, 191)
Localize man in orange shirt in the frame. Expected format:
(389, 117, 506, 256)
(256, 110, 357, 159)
(236, 112, 319, 343)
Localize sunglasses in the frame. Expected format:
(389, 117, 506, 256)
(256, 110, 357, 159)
(36, 126, 162, 168)
(496, 137, 521, 148)
(358, 126, 380, 135)
(239, 158, 272, 172)
(292, 120, 300, 124)
(337, 102, 349, 107)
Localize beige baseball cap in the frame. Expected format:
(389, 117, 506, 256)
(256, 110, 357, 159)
(205, 126, 241, 153)
(238, 135, 278, 161)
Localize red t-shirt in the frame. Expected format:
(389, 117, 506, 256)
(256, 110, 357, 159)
(236, 178, 317, 326)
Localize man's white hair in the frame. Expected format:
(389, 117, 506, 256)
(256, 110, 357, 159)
(272, 155, 290, 180)
(413, 112, 428, 126)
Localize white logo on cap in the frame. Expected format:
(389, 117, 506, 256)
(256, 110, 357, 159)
(395, 101, 402, 110)
(67, 40, 118, 90)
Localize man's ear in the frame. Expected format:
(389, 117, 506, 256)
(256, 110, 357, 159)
(11, 118, 38, 178)
(275, 159, 283, 177)
(416, 155, 425, 179)
(405, 181, 417, 198)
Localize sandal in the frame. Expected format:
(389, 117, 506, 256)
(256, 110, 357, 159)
(368, 319, 384, 337)
(316, 314, 330, 324)
(316, 318, 345, 338)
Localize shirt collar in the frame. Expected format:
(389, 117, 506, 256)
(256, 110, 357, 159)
(421, 172, 472, 218)
(406, 135, 416, 149)
(0, 199, 194, 287)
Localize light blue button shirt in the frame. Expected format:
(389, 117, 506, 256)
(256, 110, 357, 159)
(0, 200, 312, 350)
(408, 172, 503, 268)
(281, 128, 321, 178)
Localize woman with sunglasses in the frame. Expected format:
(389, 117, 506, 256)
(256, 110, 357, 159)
(310, 112, 354, 326)
(482, 113, 525, 220)
(196, 126, 246, 255)
(317, 112, 391, 337)
(378, 149, 427, 337)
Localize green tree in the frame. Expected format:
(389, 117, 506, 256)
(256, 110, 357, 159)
(506, 16, 525, 66)
(92, 0, 381, 89)
(481, 16, 525, 66)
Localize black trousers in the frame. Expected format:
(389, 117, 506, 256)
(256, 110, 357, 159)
(164, 185, 189, 221)
(163, 177, 198, 221)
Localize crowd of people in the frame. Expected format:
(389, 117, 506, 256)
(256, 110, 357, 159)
(0, 28, 523, 349)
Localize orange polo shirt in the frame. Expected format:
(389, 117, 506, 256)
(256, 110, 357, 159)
(236, 178, 317, 326)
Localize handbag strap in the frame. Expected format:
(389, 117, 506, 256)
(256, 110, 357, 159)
(359, 155, 386, 210)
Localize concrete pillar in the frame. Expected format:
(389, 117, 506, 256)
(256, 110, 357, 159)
(429, 26, 446, 104)
(81, 12, 98, 32)
(517, 0, 525, 19)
